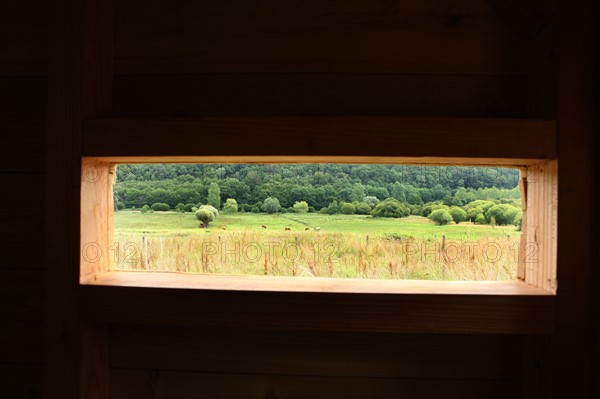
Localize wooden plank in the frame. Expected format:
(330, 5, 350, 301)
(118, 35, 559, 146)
(113, 73, 528, 118)
(87, 270, 552, 296)
(113, 0, 528, 75)
(83, 117, 557, 160)
(0, 77, 47, 173)
(0, 174, 44, 269)
(0, 1, 49, 76)
(0, 269, 44, 363)
(110, 368, 521, 399)
(45, 0, 113, 398)
(553, 0, 595, 397)
(0, 363, 43, 399)
(79, 284, 555, 334)
(110, 324, 523, 379)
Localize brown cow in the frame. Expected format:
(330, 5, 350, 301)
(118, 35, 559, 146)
(285, 227, 291, 231)
(305, 227, 310, 231)
(261, 225, 267, 229)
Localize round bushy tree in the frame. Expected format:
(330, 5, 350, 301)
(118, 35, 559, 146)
(354, 202, 372, 215)
(362, 196, 380, 206)
(371, 198, 410, 218)
(151, 202, 170, 211)
(486, 204, 520, 225)
(429, 209, 453, 225)
(175, 203, 186, 213)
(222, 198, 238, 214)
(449, 206, 467, 224)
(116, 202, 126, 211)
(292, 201, 309, 213)
(195, 209, 215, 227)
(183, 203, 195, 212)
(262, 197, 281, 213)
(199, 204, 219, 218)
(141, 204, 150, 213)
(340, 202, 356, 215)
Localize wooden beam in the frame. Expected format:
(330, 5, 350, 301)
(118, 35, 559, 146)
(45, 0, 112, 398)
(79, 274, 555, 334)
(553, 0, 595, 397)
(83, 117, 556, 160)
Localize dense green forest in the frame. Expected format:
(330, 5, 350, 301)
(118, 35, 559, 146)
(114, 164, 522, 226)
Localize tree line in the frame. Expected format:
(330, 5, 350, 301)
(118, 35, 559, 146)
(114, 164, 522, 227)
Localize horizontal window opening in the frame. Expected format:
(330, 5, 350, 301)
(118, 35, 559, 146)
(83, 162, 533, 282)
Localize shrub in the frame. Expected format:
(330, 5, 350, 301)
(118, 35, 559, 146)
(262, 197, 281, 213)
(183, 203, 195, 212)
(199, 204, 219, 218)
(324, 200, 340, 214)
(354, 201, 372, 215)
(514, 212, 523, 231)
(251, 206, 260, 213)
(362, 196, 380, 206)
(116, 202, 126, 211)
(140, 204, 150, 213)
(475, 213, 486, 224)
(420, 202, 448, 217)
(175, 203, 186, 213)
(191, 206, 198, 213)
(222, 198, 238, 214)
(292, 201, 309, 213)
(486, 204, 520, 225)
(340, 202, 356, 215)
(467, 206, 484, 221)
(240, 204, 253, 213)
(195, 209, 215, 227)
(151, 202, 170, 211)
(429, 209, 453, 225)
(280, 207, 288, 213)
(449, 206, 467, 223)
(371, 198, 410, 218)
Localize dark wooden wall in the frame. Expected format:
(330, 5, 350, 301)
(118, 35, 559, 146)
(0, 0, 596, 398)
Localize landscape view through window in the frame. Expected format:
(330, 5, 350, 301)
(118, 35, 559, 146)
(111, 164, 523, 281)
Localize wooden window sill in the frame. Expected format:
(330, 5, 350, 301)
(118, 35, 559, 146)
(79, 271, 555, 334)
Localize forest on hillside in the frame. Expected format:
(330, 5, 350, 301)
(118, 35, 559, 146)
(114, 164, 522, 227)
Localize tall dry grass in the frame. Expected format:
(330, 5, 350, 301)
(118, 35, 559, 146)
(112, 231, 519, 281)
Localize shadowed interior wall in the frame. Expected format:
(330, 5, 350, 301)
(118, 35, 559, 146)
(1, 1, 595, 398)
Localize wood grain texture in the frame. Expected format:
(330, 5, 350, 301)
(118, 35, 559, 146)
(110, 368, 520, 399)
(45, 0, 113, 398)
(79, 284, 555, 334)
(113, 73, 528, 118)
(110, 324, 524, 379)
(553, 0, 595, 397)
(113, 0, 527, 75)
(83, 117, 556, 159)
(0, 77, 47, 173)
(0, 174, 44, 269)
(87, 270, 552, 295)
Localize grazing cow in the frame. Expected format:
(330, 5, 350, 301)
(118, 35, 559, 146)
(315, 227, 321, 231)
(262, 225, 267, 229)
(305, 227, 310, 231)
(221, 227, 227, 230)
(199, 222, 205, 228)
(285, 227, 291, 231)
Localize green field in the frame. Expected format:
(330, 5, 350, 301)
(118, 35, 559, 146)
(113, 211, 520, 280)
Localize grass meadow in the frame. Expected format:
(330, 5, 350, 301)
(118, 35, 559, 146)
(112, 211, 520, 281)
